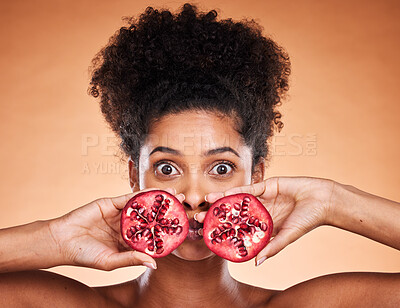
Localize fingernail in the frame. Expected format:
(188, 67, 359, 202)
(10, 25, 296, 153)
(143, 262, 157, 270)
(194, 213, 199, 222)
(167, 187, 176, 194)
(256, 256, 267, 267)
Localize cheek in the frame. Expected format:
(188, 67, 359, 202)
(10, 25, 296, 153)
(137, 157, 156, 189)
(139, 172, 153, 189)
(225, 166, 252, 189)
(239, 167, 253, 186)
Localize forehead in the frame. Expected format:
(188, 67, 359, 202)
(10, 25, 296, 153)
(141, 110, 247, 156)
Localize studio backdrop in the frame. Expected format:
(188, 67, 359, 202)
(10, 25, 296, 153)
(0, 0, 398, 289)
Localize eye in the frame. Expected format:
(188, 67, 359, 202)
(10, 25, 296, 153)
(209, 162, 235, 176)
(154, 162, 179, 176)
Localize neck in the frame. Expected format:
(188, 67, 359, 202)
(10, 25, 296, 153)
(136, 255, 238, 307)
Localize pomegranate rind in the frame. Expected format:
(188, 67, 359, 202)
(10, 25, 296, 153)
(203, 193, 273, 262)
(120, 190, 189, 258)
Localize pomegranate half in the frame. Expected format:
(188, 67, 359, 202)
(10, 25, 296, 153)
(203, 193, 273, 262)
(120, 190, 189, 258)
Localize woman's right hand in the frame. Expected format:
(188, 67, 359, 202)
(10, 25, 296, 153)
(48, 187, 181, 271)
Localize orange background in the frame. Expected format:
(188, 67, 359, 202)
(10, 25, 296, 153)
(0, 0, 399, 289)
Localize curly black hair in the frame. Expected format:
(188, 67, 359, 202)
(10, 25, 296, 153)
(89, 2, 290, 173)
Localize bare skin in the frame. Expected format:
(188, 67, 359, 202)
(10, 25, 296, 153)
(0, 110, 399, 307)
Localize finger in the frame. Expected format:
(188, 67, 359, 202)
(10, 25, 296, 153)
(160, 188, 186, 204)
(110, 187, 162, 210)
(163, 187, 176, 195)
(205, 181, 267, 203)
(225, 180, 267, 197)
(100, 250, 157, 271)
(205, 191, 224, 203)
(223, 177, 285, 199)
(260, 176, 303, 200)
(175, 193, 185, 204)
(194, 211, 207, 223)
(255, 227, 300, 266)
(207, 176, 301, 204)
(160, 187, 184, 203)
(208, 176, 306, 204)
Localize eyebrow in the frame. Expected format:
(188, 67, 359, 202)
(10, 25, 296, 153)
(149, 146, 240, 157)
(149, 146, 181, 156)
(206, 146, 240, 157)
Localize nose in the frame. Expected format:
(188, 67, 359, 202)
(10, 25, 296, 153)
(180, 178, 208, 211)
(182, 199, 207, 210)
(182, 190, 207, 210)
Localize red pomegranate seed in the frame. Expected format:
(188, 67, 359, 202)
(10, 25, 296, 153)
(213, 207, 221, 216)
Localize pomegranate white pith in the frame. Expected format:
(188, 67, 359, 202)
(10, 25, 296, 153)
(203, 193, 273, 262)
(120, 190, 189, 258)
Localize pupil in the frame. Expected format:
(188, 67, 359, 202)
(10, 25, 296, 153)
(217, 165, 227, 174)
(161, 165, 172, 175)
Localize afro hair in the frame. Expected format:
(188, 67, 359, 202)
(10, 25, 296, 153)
(89, 2, 291, 172)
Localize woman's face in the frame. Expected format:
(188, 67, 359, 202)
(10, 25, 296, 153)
(129, 110, 263, 260)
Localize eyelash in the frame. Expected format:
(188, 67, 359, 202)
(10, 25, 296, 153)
(153, 160, 237, 177)
(153, 160, 178, 177)
(211, 160, 236, 176)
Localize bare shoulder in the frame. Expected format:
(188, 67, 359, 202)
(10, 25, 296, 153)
(268, 272, 400, 307)
(0, 270, 118, 307)
(94, 279, 140, 307)
(235, 281, 279, 308)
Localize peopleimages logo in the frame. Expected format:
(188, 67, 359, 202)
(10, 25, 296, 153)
(80, 133, 318, 175)
(270, 133, 317, 156)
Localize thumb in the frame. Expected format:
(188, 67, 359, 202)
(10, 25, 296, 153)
(98, 251, 157, 271)
(255, 227, 300, 266)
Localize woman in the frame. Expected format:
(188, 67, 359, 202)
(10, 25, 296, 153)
(0, 3, 399, 307)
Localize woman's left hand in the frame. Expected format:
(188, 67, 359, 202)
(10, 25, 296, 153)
(203, 176, 336, 266)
